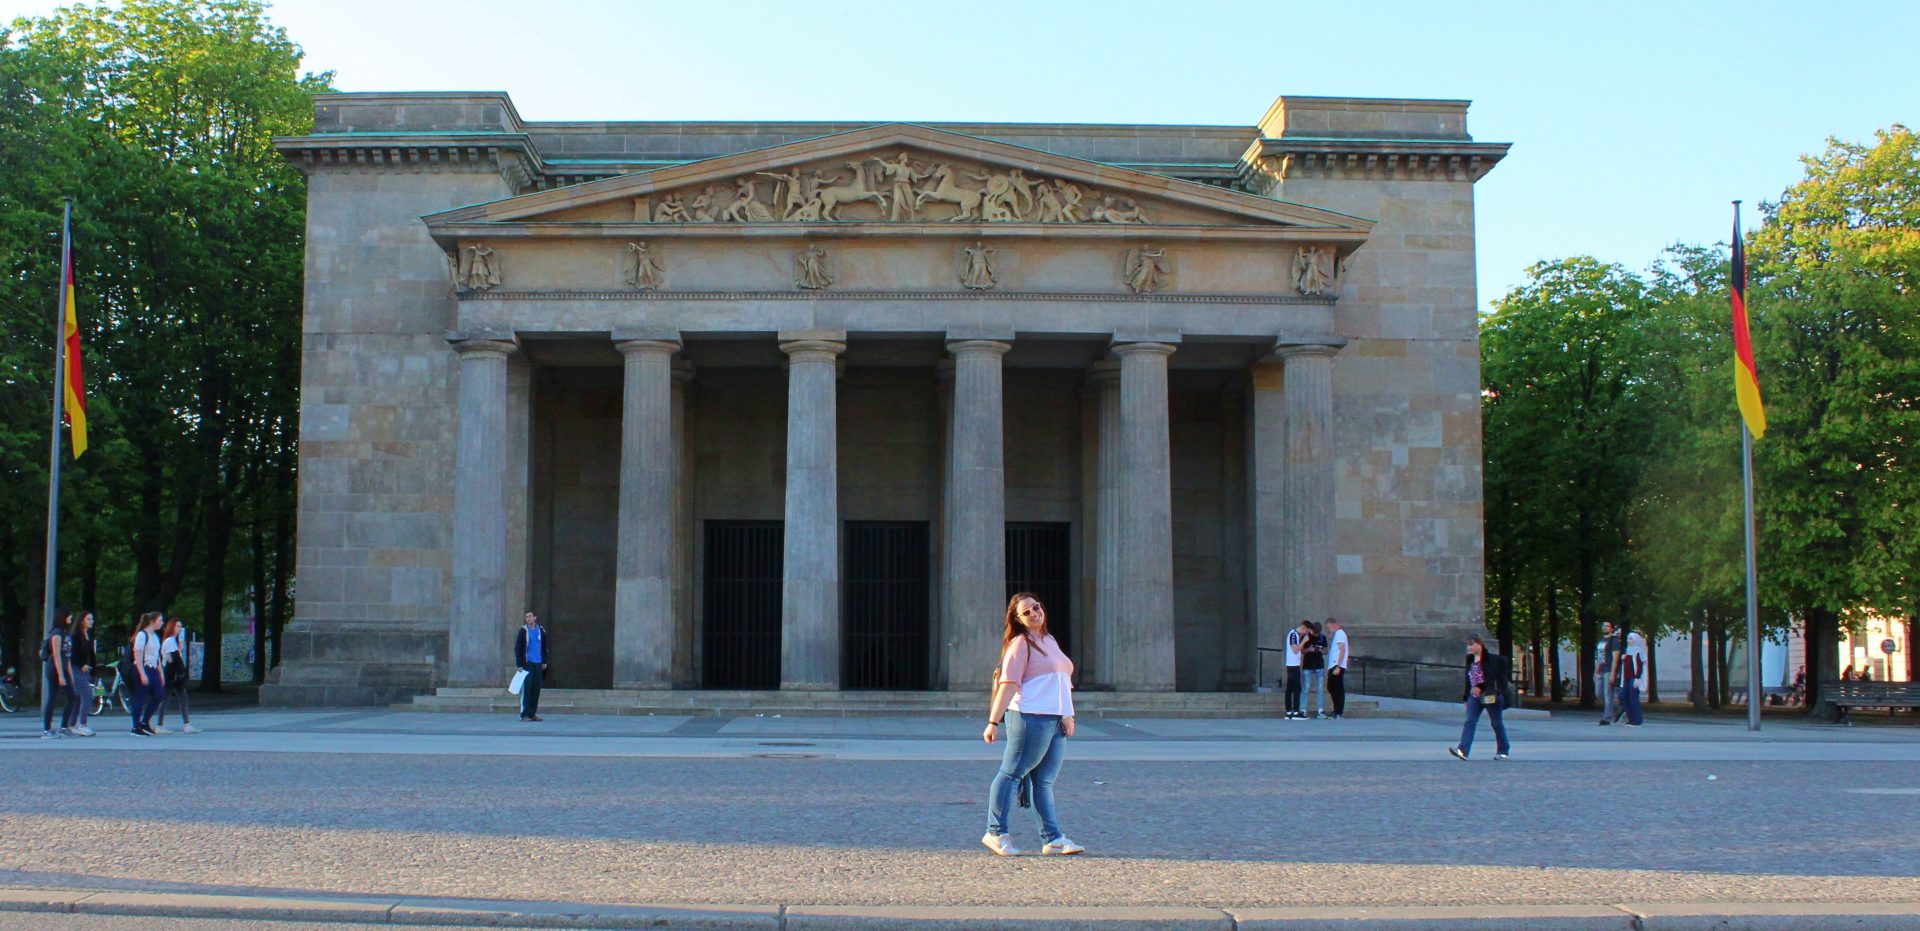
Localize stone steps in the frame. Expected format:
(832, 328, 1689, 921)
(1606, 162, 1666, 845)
(395, 688, 1380, 718)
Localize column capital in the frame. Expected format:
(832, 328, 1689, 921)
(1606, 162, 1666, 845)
(1271, 341, 1342, 361)
(780, 339, 846, 364)
(616, 338, 682, 358)
(1110, 340, 1178, 359)
(448, 334, 518, 358)
(946, 339, 1012, 358)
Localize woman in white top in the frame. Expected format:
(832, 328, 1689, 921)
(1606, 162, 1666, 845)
(981, 593, 1083, 857)
(154, 617, 197, 734)
(129, 612, 166, 736)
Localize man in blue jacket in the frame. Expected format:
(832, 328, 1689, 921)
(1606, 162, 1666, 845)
(514, 611, 549, 722)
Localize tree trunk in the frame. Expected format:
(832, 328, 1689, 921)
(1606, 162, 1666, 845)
(1690, 609, 1708, 712)
(1714, 628, 1732, 708)
(200, 496, 231, 692)
(1497, 590, 1514, 666)
(250, 516, 268, 685)
(1804, 606, 1841, 716)
(1547, 586, 1563, 702)
(269, 493, 291, 669)
(1530, 635, 1545, 696)
(1645, 630, 1661, 706)
(1712, 625, 1728, 710)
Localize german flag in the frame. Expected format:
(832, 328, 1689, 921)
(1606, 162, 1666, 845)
(60, 222, 87, 457)
(1731, 205, 1765, 440)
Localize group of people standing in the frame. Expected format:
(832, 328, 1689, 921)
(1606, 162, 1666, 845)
(1281, 618, 1349, 719)
(38, 608, 197, 738)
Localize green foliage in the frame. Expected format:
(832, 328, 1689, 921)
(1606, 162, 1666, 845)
(1484, 127, 1920, 705)
(0, 0, 330, 676)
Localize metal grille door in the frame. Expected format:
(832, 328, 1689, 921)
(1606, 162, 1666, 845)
(1006, 522, 1072, 655)
(842, 521, 932, 690)
(702, 521, 783, 689)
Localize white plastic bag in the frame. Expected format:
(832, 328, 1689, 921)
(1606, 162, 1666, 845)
(507, 669, 527, 696)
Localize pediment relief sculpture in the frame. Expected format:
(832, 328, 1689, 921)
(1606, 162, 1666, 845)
(452, 243, 501, 292)
(644, 150, 1157, 225)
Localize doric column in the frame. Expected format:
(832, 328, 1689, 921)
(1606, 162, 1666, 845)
(670, 359, 696, 688)
(447, 334, 517, 686)
(941, 339, 1011, 690)
(1247, 361, 1287, 686)
(1086, 362, 1121, 689)
(1111, 341, 1178, 691)
(612, 337, 680, 688)
(1277, 344, 1339, 632)
(780, 337, 846, 690)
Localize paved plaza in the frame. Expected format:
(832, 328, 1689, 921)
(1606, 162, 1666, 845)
(3, 708, 1918, 928)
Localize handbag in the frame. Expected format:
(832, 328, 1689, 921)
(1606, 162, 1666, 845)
(507, 669, 528, 695)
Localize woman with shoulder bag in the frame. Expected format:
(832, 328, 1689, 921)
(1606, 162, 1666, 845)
(61, 611, 98, 737)
(154, 617, 197, 734)
(39, 609, 72, 739)
(981, 593, 1084, 857)
(1448, 635, 1514, 762)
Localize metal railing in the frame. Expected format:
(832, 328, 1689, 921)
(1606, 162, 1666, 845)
(1256, 648, 1463, 702)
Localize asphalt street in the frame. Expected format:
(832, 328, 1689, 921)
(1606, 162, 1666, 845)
(3, 709, 1918, 910)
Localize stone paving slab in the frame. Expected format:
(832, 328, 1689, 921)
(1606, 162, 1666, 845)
(4, 888, 1920, 929)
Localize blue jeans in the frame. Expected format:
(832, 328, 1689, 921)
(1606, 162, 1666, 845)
(131, 666, 164, 730)
(986, 712, 1067, 843)
(1618, 684, 1643, 725)
(1457, 696, 1510, 757)
(1302, 669, 1326, 715)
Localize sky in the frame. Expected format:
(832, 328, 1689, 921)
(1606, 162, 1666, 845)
(6, 0, 1915, 308)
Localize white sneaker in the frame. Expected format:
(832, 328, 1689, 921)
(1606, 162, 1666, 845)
(981, 833, 1021, 857)
(75, 725, 95, 737)
(151, 726, 173, 735)
(1041, 837, 1085, 856)
(181, 724, 200, 734)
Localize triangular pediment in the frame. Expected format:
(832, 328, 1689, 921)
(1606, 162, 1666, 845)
(424, 123, 1371, 236)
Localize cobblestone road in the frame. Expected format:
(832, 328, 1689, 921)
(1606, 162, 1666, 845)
(4, 741, 1917, 909)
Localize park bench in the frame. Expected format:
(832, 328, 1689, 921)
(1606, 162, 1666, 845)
(1824, 680, 1920, 722)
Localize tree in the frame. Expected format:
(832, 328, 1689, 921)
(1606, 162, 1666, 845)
(1747, 126, 1920, 713)
(0, 0, 329, 687)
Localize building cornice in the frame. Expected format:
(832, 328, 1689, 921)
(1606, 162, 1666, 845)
(275, 132, 542, 190)
(1251, 138, 1510, 183)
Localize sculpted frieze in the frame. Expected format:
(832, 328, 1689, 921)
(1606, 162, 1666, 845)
(643, 150, 1154, 225)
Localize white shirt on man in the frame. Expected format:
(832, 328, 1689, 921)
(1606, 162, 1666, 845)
(1284, 629, 1303, 667)
(1329, 629, 1349, 669)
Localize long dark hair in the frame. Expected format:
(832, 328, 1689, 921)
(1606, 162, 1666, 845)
(51, 607, 72, 635)
(1002, 592, 1049, 656)
(132, 611, 162, 650)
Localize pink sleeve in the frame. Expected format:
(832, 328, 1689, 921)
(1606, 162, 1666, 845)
(999, 638, 1029, 685)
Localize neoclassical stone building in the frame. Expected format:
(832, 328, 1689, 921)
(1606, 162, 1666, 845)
(263, 91, 1507, 704)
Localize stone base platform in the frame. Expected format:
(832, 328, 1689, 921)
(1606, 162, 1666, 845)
(397, 687, 1381, 718)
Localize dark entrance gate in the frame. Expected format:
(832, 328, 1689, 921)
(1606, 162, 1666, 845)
(842, 521, 932, 690)
(1006, 522, 1072, 655)
(702, 521, 782, 689)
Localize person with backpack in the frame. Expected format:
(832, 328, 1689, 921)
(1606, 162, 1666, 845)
(127, 612, 166, 736)
(61, 611, 98, 737)
(153, 617, 198, 734)
(39, 609, 72, 739)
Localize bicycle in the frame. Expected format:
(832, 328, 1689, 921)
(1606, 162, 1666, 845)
(93, 665, 129, 716)
(0, 667, 20, 713)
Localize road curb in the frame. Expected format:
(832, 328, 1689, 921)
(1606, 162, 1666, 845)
(4, 888, 1920, 929)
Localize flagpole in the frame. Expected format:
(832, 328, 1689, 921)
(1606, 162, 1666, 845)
(40, 197, 72, 728)
(1734, 199, 1762, 733)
